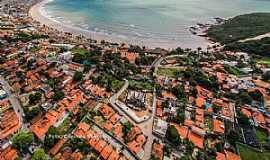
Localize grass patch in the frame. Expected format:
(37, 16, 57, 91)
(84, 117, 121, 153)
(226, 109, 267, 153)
(257, 57, 270, 66)
(129, 80, 154, 90)
(72, 47, 89, 56)
(157, 67, 184, 78)
(237, 143, 270, 160)
(256, 128, 268, 143)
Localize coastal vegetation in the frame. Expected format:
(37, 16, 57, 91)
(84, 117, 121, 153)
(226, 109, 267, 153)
(224, 37, 270, 57)
(207, 13, 270, 44)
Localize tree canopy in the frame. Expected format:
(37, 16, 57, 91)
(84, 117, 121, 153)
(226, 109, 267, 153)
(166, 125, 180, 145)
(12, 131, 34, 152)
(31, 149, 48, 160)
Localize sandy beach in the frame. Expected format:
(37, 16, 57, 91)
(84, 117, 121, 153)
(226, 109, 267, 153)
(29, 0, 211, 49)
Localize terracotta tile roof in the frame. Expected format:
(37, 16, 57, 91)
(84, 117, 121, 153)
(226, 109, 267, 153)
(70, 151, 82, 160)
(188, 131, 204, 149)
(196, 97, 206, 108)
(128, 140, 142, 154)
(49, 138, 66, 155)
(107, 150, 120, 160)
(0, 109, 21, 140)
(104, 122, 114, 132)
(136, 134, 146, 146)
(184, 119, 194, 127)
(152, 142, 163, 160)
(99, 104, 115, 119)
(89, 137, 100, 148)
(127, 126, 142, 141)
(161, 91, 176, 99)
(156, 100, 163, 117)
(67, 63, 82, 71)
(241, 108, 252, 118)
(84, 81, 111, 97)
(120, 51, 138, 63)
(94, 140, 107, 153)
(225, 150, 241, 160)
(172, 123, 188, 139)
(196, 86, 213, 99)
(58, 93, 82, 113)
(0, 147, 18, 160)
(109, 113, 121, 124)
(213, 119, 225, 134)
(30, 109, 65, 140)
(100, 145, 113, 160)
(114, 123, 124, 138)
(253, 79, 270, 89)
(253, 112, 265, 124)
(216, 152, 226, 160)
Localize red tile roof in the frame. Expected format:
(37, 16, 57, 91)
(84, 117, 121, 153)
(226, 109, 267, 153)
(213, 119, 225, 134)
(0, 147, 18, 160)
(188, 131, 204, 149)
(100, 145, 113, 160)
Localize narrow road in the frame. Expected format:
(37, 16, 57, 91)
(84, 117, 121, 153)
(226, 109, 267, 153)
(0, 76, 28, 131)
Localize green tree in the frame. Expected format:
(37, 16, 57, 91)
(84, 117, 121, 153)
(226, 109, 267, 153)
(12, 131, 34, 152)
(162, 100, 170, 109)
(122, 122, 133, 136)
(44, 127, 59, 149)
(173, 109, 185, 124)
(31, 149, 48, 160)
(172, 84, 186, 101)
(52, 90, 64, 101)
(227, 130, 239, 146)
(185, 140, 195, 155)
(166, 125, 180, 145)
(73, 71, 83, 81)
(238, 111, 250, 126)
(29, 92, 42, 104)
(239, 91, 252, 105)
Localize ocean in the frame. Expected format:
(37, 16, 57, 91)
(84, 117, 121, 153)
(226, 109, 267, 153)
(42, 0, 270, 48)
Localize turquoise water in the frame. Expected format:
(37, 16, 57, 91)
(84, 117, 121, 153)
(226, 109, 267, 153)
(43, 0, 270, 48)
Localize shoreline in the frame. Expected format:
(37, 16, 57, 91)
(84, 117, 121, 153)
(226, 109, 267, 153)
(29, 0, 212, 50)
